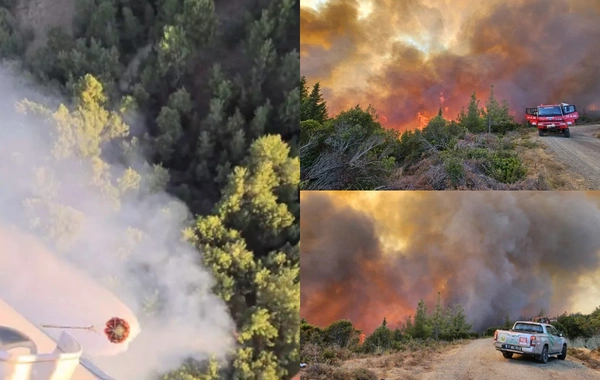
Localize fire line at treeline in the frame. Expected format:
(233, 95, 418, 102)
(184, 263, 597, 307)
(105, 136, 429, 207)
(301, 0, 600, 133)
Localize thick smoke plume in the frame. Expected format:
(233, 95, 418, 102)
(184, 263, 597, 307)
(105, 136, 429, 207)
(300, 191, 600, 333)
(0, 66, 233, 378)
(301, 0, 600, 130)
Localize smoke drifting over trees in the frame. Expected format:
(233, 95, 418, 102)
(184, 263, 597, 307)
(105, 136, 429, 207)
(301, 191, 600, 333)
(301, 0, 600, 129)
(0, 67, 234, 379)
(0, 0, 300, 378)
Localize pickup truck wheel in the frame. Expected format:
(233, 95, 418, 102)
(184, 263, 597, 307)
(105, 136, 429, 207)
(502, 352, 513, 359)
(564, 129, 570, 138)
(558, 344, 567, 360)
(538, 345, 549, 363)
(539, 129, 545, 136)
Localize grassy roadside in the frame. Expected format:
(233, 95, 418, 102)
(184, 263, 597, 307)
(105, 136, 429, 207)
(387, 128, 584, 190)
(300, 340, 469, 380)
(569, 348, 600, 370)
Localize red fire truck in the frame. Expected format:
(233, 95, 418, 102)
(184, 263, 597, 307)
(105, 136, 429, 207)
(525, 103, 578, 138)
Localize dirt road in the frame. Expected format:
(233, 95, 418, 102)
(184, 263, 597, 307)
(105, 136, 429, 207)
(533, 124, 600, 190)
(421, 338, 600, 380)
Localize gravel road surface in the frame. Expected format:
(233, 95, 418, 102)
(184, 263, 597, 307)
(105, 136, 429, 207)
(533, 124, 600, 189)
(421, 338, 600, 380)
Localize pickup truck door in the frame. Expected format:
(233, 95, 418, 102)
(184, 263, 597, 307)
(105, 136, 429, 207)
(545, 326, 562, 352)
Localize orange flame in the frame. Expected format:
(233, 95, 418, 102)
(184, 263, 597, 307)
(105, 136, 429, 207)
(358, 333, 366, 345)
(417, 111, 430, 128)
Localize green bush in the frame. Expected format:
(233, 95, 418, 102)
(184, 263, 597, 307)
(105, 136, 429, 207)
(300, 119, 332, 146)
(492, 121, 520, 135)
(486, 153, 526, 183)
(483, 326, 501, 337)
(362, 325, 393, 353)
(444, 156, 464, 187)
(397, 129, 425, 165)
(322, 348, 336, 364)
(465, 147, 489, 160)
(300, 119, 333, 170)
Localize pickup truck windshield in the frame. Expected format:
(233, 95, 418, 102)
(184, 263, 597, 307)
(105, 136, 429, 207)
(538, 106, 562, 117)
(513, 323, 543, 333)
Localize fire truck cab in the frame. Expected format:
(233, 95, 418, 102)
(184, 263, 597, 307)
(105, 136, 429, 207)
(525, 103, 578, 138)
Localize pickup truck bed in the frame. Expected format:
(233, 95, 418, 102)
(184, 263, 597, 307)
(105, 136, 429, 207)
(493, 321, 568, 363)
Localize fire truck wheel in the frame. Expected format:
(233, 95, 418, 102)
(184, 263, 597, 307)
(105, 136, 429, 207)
(539, 129, 545, 136)
(563, 129, 570, 138)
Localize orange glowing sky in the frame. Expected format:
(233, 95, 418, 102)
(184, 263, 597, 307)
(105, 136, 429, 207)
(301, 191, 600, 333)
(301, 0, 600, 131)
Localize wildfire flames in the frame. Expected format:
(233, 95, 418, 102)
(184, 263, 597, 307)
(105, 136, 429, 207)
(300, 191, 600, 334)
(301, 0, 600, 130)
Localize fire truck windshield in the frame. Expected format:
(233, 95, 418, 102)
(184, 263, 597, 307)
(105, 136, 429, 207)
(537, 106, 562, 116)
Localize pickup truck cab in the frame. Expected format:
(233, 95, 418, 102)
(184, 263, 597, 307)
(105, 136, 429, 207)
(493, 321, 567, 363)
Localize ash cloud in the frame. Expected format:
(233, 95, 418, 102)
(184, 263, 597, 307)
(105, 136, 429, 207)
(0, 65, 233, 378)
(301, 0, 600, 130)
(300, 191, 600, 333)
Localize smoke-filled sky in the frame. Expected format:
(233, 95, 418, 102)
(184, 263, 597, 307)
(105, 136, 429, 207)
(301, 0, 600, 130)
(301, 191, 600, 333)
(0, 66, 233, 379)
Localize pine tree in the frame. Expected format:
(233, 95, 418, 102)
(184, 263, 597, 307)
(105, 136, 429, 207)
(432, 292, 445, 340)
(306, 82, 328, 124)
(414, 299, 429, 339)
(484, 85, 501, 121)
(450, 304, 472, 339)
(404, 315, 414, 337)
(484, 85, 515, 128)
(300, 76, 311, 122)
(458, 91, 484, 133)
(300, 76, 308, 100)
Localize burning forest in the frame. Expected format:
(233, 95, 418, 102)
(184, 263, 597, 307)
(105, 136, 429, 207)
(300, 0, 600, 130)
(300, 191, 600, 334)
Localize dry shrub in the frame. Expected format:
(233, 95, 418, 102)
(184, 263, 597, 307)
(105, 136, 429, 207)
(302, 363, 334, 380)
(332, 346, 354, 361)
(331, 367, 352, 380)
(569, 348, 600, 370)
(301, 364, 378, 380)
(350, 368, 378, 380)
(301, 342, 328, 364)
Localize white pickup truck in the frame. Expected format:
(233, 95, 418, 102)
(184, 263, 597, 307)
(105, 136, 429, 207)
(493, 321, 568, 363)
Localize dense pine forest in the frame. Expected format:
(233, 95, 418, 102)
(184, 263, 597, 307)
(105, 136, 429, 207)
(0, 0, 299, 379)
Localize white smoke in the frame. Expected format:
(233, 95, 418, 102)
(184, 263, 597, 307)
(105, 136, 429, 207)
(0, 63, 234, 379)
